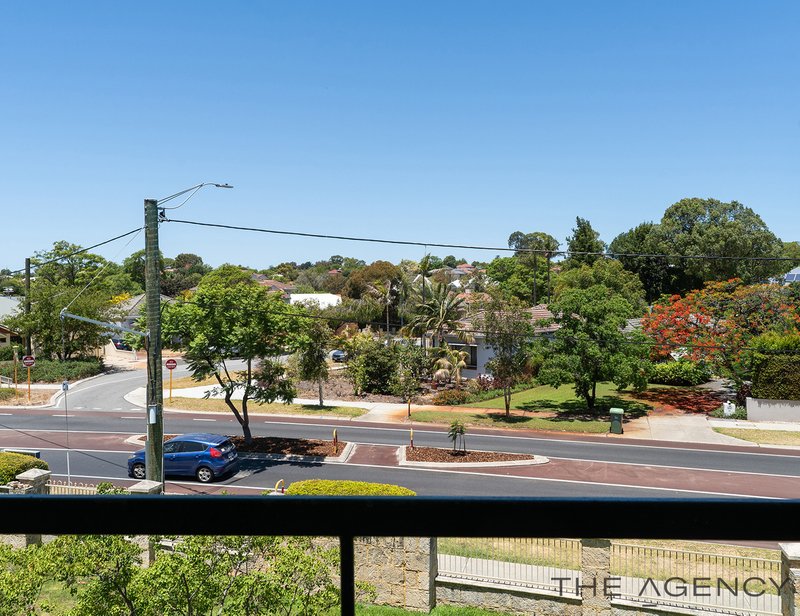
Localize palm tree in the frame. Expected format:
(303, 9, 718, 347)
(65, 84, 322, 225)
(403, 282, 466, 350)
(366, 280, 396, 341)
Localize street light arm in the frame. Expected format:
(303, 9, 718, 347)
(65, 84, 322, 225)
(59, 309, 148, 338)
(156, 182, 233, 206)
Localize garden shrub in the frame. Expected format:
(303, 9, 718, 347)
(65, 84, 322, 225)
(0, 358, 103, 383)
(648, 360, 711, 386)
(286, 479, 416, 496)
(750, 332, 800, 400)
(432, 389, 471, 406)
(0, 388, 13, 401)
(751, 355, 800, 400)
(0, 346, 17, 361)
(0, 452, 49, 484)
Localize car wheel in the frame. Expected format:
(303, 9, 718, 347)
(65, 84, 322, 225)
(131, 463, 146, 480)
(196, 466, 214, 483)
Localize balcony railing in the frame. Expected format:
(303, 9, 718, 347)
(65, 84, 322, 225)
(3, 496, 800, 615)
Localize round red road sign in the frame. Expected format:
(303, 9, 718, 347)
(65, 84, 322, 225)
(165, 359, 178, 370)
(22, 355, 35, 368)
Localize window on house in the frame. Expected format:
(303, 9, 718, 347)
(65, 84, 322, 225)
(450, 343, 478, 369)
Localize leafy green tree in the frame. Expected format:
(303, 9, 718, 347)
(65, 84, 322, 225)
(475, 296, 535, 416)
(616, 198, 786, 296)
(123, 248, 163, 290)
(507, 231, 560, 303)
(342, 260, 401, 300)
(41, 534, 339, 615)
(161, 252, 212, 296)
(609, 222, 669, 303)
(43, 534, 142, 616)
(391, 361, 422, 417)
(162, 283, 307, 442)
(342, 333, 397, 395)
(294, 311, 333, 406)
(0, 544, 46, 616)
(199, 263, 256, 288)
(553, 258, 647, 315)
(782, 241, 800, 269)
(538, 285, 648, 409)
(485, 257, 538, 304)
(563, 217, 606, 270)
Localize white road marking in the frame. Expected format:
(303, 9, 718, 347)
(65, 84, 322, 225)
(74, 407, 84, 410)
(0, 413, 12, 416)
(192, 418, 216, 422)
(113, 408, 122, 411)
(53, 414, 75, 418)
(92, 407, 102, 410)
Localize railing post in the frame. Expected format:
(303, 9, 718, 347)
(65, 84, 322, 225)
(781, 543, 800, 616)
(580, 538, 612, 615)
(341, 535, 355, 616)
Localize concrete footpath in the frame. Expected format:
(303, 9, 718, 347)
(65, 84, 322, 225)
(128, 385, 800, 449)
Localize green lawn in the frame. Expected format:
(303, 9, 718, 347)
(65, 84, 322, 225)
(713, 428, 800, 446)
(167, 396, 368, 418)
(412, 382, 651, 431)
(464, 382, 650, 415)
(411, 409, 614, 432)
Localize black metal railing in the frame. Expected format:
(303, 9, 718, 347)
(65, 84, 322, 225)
(3, 496, 800, 615)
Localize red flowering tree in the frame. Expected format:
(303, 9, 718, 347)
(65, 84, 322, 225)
(642, 279, 799, 388)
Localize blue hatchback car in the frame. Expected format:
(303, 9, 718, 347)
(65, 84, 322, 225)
(127, 433, 239, 483)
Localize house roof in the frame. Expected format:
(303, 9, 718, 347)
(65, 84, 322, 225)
(118, 294, 173, 319)
(455, 304, 558, 337)
(256, 279, 295, 292)
(785, 267, 800, 283)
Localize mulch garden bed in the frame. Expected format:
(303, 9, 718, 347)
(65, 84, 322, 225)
(404, 446, 536, 464)
(229, 436, 346, 457)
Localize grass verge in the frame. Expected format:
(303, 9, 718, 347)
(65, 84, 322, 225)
(713, 428, 800, 446)
(411, 409, 611, 432)
(166, 396, 367, 418)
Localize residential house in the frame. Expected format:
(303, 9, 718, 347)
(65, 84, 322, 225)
(0, 296, 21, 349)
(784, 266, 800, 285)
(439, 304, 558, 379)
(288, 293, 342, 310)
(251, 275, 296, 300)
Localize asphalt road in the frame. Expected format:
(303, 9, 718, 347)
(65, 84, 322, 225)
(2, 367, 798, 498)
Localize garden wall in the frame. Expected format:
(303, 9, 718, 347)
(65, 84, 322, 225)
(746, 397, 800, 422)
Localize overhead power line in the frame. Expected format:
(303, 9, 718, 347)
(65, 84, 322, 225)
(165, 217, 800, 263)
(3, 227, 144, 276)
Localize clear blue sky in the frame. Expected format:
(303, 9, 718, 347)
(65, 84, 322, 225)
(1, 1, 797, 271)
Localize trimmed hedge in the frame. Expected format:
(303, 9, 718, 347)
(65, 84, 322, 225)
(432, 389, 471, 406)
(0, 358, 103, 383)
(286, 479, 416, 496)
(751, 354, 800, 400)
(0, 452, 49, 484)
(648, 360, 711, 386)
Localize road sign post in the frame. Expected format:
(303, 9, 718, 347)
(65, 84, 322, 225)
(166, 359, 177, 401)
(22, 355, 35, 403)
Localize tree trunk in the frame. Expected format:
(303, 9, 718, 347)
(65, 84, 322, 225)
(318, 380, 324, 407)
(505, 386, 511, 417)
(589, 380, 597, 411)
(407, 398, 411, 418)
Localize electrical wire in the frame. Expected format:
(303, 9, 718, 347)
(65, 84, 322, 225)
(164, 217, 800, 263)
(3, 227, 144, 276)
(61, 228, 144, 311)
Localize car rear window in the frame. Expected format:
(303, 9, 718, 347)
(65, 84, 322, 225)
(217, 440, 235, 454)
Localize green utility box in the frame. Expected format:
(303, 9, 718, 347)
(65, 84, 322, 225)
(609, 408, 624, 434)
